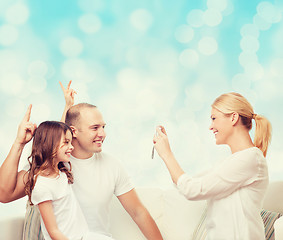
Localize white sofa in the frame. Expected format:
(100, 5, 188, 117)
(1, 182, 283, 240)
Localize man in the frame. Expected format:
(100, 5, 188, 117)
(0, 81, 163, 239)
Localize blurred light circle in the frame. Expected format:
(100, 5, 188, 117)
(179, 49, 199, 68)
(186, 9, 204, 28)
(198, 37, 218, 55)
(33, 103, 51, 122)
(60, 37, 83, 57)
(240, 36, 259, 53)
(240, 24, 260, 38)
(0, 24, 18, 46)
(78, 14, 101, 34)
(78, 0, 104, 12)
(5, 3, 29, 25)
(61, 58, 87, 79)
(270, 58, 283, 77)
(175, 25, 194, 43)
(130, 9, 153, 31)
(244, 62, 264, 80)
(238, 52, 258, 67)
(257, 1, 281, 23)
(27, 76, 47, 93)
(207, 0, 227, 12)
(232, 73, 252, 92)
(5, 99, 25, 117)
(253, 14, 271, 31)
(203, 9, 222, 27)
(0, 73, 24, 95)
(117, 68, 141, 91)
(28, 60, 48, 77)
(222, 0, 234, 16)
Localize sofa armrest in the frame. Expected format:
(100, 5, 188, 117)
(0, 216, 25, 240)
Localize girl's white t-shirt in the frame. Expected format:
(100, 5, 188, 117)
(177, 147, 269, 240)
(31, 172, 88, 240)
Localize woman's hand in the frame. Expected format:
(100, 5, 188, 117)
(15, 105, 37, 146)
(153, 126, 174, 161)
(153, 125, 184, 184)
(59, 80, 77, 109)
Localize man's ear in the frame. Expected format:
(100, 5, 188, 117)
(70, 126, 78, 138)
(231, 112, 240, 126)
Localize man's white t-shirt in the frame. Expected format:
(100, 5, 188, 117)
(70, 152, 134, 236)
(177, 147, 269, 240)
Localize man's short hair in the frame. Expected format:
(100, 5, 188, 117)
(65, 103, 97, 127)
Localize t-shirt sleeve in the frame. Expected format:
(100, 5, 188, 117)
(31, 180, 53, 205)
(177, 150, 260, 200)
(114, 161, 134, 197)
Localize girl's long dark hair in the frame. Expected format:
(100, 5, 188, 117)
(24, 121, 74, 204)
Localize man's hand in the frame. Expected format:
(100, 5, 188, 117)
(59, 80, 77, 109)
(15, 104, 37, 146)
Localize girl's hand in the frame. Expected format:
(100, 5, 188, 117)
(15, 105, 37, 146)
(153, 126, 174, 160)
(59, 80, 77, 109)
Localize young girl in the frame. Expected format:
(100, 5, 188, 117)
(153, 92, 272, 240)
(24, 121, 113, 240)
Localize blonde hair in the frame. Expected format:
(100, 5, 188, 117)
(212, 92, 272, 157)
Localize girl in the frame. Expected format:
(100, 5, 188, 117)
(24, 121, 113, 240)
(153, 92, 272, 239)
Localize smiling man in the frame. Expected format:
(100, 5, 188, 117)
(0, 82, 163, 240)
(60, 84, 163, 239)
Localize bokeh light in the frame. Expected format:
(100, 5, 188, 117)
(130, 9, 153, 31)
(0, 24, 18, 46)
(5, 3, 29, 25)
(198, 37, 218, 55)
(1, 0, 283, 219)
(78, 14, 102, 34)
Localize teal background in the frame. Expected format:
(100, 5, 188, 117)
(1, 0, 283, 217)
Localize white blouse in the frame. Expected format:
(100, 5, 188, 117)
(177, 147, 269, 240)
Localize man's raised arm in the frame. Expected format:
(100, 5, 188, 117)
(59, 80, 76, 123)
(0, 105, 36, 203)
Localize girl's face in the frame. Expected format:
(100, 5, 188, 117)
(54, 130, 74, 165)
(209, 108, 233, 145)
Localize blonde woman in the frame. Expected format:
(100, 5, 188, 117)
(153, 92, 272, 240)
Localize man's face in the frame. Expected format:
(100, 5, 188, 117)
(72, 107, 106, 158)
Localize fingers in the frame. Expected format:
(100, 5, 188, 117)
(30, 123, 37, 135)
(67, 80, 72, 90)
(160, 125, 167, 135)
(70, 89, 77, 97)
(156, 126, 167, 136)
(22, 104, 32, 122)
(59, 81, 65, 91)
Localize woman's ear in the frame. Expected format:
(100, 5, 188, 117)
(231, 112, 240, 126)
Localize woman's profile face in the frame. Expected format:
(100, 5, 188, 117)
(209, 108, 233, 145)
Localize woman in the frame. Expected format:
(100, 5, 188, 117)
(153, 92, 271, 239)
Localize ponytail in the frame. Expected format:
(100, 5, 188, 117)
(253, 115, 272, 157)
(212, 92, 272, 157)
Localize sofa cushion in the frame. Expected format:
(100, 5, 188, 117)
(109, 187, 164, 240)
(192, 207, 207, 240)
(261, 209, 282, 240)
(191, 208, 282, 240)
(22, 202, 44, 240)
(162, 188, 206, 240)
